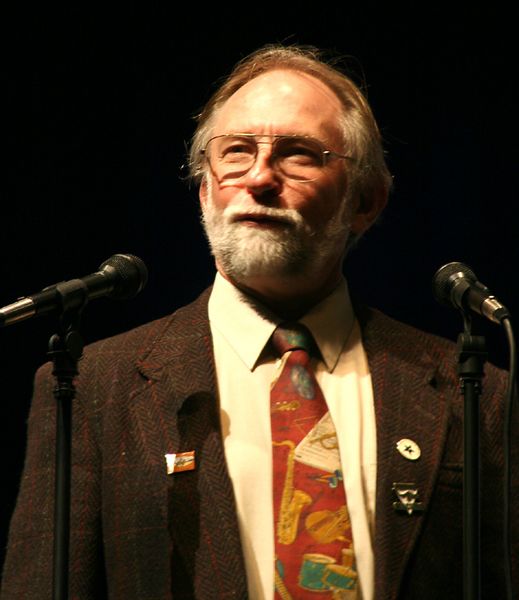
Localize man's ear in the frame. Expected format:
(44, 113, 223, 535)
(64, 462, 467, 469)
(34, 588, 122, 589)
(199, 178, 208, 209)
(349, 186, 388, 235)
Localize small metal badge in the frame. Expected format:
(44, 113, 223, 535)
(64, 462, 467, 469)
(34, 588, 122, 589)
(392, 482, 425, 515)
(396, 438, 421, 461)
(165, 451, 196, 474)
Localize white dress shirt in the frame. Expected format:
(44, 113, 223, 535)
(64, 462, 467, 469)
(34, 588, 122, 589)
(208, 273, 376, 600)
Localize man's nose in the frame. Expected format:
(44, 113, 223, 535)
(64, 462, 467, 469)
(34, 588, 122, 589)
(243, 148, 281, 195)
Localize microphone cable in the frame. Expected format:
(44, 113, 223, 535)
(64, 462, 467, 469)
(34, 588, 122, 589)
(502, 316, 517, 600)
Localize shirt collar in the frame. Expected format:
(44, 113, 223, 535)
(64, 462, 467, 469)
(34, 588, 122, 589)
(208, 273, 355, 373)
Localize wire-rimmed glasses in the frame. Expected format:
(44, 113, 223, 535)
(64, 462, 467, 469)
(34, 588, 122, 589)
(201, 133, 353, 183)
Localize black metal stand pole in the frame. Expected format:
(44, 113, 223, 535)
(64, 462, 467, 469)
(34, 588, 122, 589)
(52, 342, 72, 600)
(47, 281, 87, 600)
(457, 328, 487, 600)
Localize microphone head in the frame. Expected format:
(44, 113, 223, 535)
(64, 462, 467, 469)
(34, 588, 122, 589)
(99, 254, 148, 300)
(432, 262, 477, 308)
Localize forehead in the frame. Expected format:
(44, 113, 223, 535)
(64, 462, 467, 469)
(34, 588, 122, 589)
(213, 69, 344, 144)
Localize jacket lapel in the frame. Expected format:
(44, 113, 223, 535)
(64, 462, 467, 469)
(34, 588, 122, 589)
(134, 290, 248, 598)
(360, 308, 452, 600)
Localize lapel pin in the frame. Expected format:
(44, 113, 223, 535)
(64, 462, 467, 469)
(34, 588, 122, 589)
(396, 438, 421, 461)
(392, 482, 425, 515)
(165, 451, 196, 474)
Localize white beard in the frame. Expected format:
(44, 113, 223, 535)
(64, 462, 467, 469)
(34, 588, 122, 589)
(201, 185, 352, 283)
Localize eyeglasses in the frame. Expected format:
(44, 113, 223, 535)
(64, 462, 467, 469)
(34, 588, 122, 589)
(201, 134, 353, 183)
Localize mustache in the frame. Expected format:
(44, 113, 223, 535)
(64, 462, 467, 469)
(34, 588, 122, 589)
(222, 205, 304, 227)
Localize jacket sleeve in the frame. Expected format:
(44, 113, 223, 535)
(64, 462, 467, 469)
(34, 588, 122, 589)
(1, 362, 107, 600)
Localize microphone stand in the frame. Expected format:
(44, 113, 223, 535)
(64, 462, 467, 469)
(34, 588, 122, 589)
(47, 282, 88, 600)
(457, 313, 487, 600)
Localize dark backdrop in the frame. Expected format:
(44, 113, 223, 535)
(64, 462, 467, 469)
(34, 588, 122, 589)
(1, 5, 517, 572)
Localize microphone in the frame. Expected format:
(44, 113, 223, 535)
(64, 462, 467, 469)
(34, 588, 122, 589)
(432, 261, 510, 324)
(0, 254, 148, 327)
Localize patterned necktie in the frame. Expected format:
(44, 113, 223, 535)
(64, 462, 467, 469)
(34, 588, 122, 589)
(270, 323, 358, 600)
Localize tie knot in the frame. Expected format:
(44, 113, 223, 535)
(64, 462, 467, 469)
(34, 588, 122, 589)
(271, 322, 315, 357)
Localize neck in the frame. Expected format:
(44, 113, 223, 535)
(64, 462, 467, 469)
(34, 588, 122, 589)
(217, 264, 343, 320)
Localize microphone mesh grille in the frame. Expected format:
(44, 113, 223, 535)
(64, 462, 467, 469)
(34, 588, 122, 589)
(432, 262, 476, 306)
(99, 254, 148, 299)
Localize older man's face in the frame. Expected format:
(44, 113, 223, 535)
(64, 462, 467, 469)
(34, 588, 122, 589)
(200, 69, 353, 287)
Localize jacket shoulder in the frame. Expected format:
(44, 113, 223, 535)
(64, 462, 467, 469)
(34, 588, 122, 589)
(86, 286, 210, 355)
(35, 287, 212, 386)
(358, 305, 506, 388)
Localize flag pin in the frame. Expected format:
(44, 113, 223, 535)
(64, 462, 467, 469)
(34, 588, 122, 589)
(165, 451, 196, 474)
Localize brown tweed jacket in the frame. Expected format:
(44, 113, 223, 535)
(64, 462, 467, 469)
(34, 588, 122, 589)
(1, 288, 517, 599)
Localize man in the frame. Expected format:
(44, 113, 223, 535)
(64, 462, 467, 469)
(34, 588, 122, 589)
(1, 45, 517, 599)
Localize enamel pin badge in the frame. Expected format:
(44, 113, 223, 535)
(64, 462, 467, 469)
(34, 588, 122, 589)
(165, 451, 196, 474)
(392, 482, 425, 515)
(396, 438, 421, 461)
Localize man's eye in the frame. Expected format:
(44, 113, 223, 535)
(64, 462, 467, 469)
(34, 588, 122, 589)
(226, 145, 249, 154)
(279, 144, 321, 165)
(221, 143, 255, 161)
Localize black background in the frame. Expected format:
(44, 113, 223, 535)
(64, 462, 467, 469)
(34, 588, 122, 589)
(1, 5, 518, 571)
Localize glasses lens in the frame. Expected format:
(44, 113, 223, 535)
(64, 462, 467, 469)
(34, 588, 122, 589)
(274, 137, 325, 181)
(207, 136, 256, 180)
